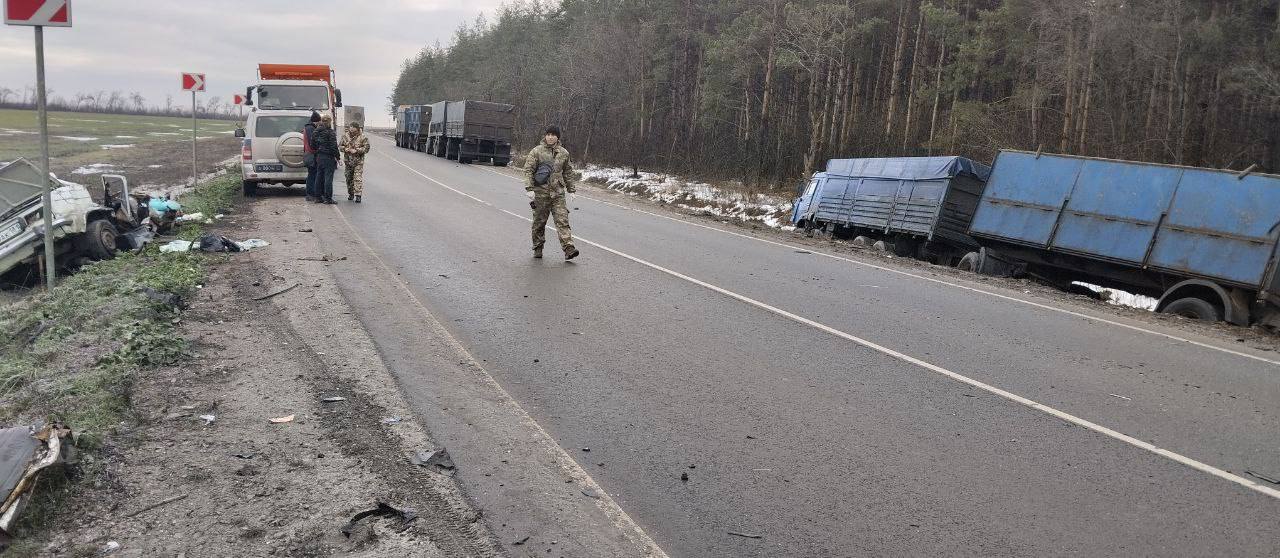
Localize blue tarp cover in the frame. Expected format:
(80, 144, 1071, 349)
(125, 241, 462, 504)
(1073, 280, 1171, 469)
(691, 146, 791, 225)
(825, 156, 992, 182)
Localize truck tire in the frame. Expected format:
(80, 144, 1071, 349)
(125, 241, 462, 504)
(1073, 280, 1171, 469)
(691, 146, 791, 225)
(79, 219, 119, 261)
(493, 158, 509, 167)
(243, 180, 258, 197)
(1162, 297, 1221, 322)
(891, 239, 918, 258)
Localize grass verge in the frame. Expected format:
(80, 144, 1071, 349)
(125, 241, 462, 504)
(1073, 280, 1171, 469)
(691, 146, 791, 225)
(0, 171, 240, 552)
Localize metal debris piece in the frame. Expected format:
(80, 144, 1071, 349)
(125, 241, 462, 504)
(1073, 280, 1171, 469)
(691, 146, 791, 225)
(0, 424, 71, 540)
(321, 396, 346, 403)
(198, 414, 216, 425)
(409, 448, 455, 472)
(1246, 471, 1280, 485)
(125, 493, 188, 518)
(512, 536, 530, 546)
(380, 417, 402, 425)
(728, 531, 762, 539)
(341, 501, 418, 538)
(252, 283, 300, 301)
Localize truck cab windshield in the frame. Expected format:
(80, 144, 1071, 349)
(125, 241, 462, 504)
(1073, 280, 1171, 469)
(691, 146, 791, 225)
(258, 85, 329, 110)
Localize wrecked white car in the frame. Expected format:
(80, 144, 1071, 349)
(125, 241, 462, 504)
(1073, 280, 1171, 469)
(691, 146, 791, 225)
(0, 158, 147, 284)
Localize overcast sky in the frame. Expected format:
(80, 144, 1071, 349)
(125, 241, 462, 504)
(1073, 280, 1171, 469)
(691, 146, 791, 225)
(0, 1, 505, 126)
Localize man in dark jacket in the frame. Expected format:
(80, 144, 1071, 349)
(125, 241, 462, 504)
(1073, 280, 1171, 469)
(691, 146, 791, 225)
(303, 111, 320, 202)
(312, 113, 340, 204)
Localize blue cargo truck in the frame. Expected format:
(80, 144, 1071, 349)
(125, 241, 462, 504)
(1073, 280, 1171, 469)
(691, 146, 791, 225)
(399, 105, 432, 151)
(965, 150, 1280, 326)
(791, 156, 992, 264)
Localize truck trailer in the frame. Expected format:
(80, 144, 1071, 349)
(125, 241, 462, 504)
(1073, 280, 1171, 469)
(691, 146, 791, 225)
(965, 150, 1280, 327)
(402, 105, 432, 151)
(791, 156, 991, 264)
(426, 100, 514, 166)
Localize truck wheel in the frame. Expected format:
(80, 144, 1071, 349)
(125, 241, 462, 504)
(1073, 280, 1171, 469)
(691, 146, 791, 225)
(493, 158, 508, 167)
(243, 180, 258, 197)
(891, 239, 918, 258)
(79, 219, 119, 261)
(1162, 297, 1221, 322)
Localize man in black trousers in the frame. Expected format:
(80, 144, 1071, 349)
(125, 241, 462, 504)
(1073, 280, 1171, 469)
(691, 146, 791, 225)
(312, 113, 339, 204)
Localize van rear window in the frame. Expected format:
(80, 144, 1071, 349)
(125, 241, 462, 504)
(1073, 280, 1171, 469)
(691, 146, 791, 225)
(254, 116, 311, 138)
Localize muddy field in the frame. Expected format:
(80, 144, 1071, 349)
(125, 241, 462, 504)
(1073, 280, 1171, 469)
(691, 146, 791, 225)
(0, 109, 240, 193)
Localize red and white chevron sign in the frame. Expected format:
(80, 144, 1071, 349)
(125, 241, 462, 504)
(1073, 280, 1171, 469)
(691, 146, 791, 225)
(4, 0, 71, 27)
(182, 73, 206, 92)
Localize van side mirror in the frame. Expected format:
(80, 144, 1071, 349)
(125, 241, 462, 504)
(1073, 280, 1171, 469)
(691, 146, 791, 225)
(334, 89, 343, 108)
(234, 128, 245, 138)
(244, 86, 254, 106)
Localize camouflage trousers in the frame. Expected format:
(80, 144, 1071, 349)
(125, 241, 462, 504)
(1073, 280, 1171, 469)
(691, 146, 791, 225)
(344, 157, 365, 195)
(531, 190, 574, 251)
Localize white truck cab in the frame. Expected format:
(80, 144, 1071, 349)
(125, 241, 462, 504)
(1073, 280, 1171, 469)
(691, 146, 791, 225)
(236, 64, 342, 196)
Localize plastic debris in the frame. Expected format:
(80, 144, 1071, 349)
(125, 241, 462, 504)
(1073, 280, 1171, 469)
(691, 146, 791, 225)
(159, 240, 194, 253)
(237, 239, 270, 251)
(268, 415, 295, 424)
(0, 424, 72, 542)
(341, 501, 417, 538)
(380, 417, 401, 425)
(175, 212, 205, 223)
(198, 414, 216, 425)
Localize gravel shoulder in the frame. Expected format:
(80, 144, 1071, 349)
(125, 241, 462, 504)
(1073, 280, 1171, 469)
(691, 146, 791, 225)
(39, 192, 500, 557)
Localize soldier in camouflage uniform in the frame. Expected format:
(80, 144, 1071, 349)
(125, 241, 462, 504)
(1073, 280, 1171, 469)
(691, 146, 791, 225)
(523, 126, 579, 260)
(340, 122, 371, 203)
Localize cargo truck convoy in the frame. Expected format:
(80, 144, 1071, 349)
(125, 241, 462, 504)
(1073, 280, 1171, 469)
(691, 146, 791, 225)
(793, 152, 1280, 327)
(393, 100, 514, 166)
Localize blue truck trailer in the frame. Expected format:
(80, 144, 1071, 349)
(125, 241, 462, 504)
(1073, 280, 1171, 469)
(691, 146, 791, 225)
(398, 105, 432, 151)
(791, 156, 992, 264)
(965, 150, 1280, 326)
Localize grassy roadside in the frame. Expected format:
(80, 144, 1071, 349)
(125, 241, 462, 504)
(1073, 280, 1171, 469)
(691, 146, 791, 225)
(0, 171, 240, 551)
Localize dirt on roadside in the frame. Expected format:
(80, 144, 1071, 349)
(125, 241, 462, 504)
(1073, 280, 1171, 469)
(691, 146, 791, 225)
(38, 192, 500, 557)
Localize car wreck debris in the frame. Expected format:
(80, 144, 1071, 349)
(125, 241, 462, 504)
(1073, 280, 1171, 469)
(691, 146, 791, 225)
(0, 424, 72, 549)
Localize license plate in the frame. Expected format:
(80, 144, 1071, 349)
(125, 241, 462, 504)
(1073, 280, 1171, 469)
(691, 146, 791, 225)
(0, 221, 22, 244)
(255, 164, 283, 172)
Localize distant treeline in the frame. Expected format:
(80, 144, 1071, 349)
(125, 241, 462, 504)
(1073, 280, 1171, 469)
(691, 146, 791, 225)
(392, 0, 1280, 188)
(0, 86, 240, 121)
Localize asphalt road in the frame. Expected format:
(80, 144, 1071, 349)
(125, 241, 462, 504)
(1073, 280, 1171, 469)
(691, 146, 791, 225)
(333, 136, 1280, 556)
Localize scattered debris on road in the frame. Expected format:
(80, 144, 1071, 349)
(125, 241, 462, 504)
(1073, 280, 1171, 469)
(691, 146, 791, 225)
(512, 535, 531, 546)
(268, 415, 295, 424)
(341, 501, 418, 538)
(409, 448, 456, 472)
(1245, 471, 1280, 485)
(728, 531, 763, 539)
(581, 488, 600, 499)
(321, 396, 347, 403)
(124, 493, 189, 518)
(1108, 393, 1132, 401)
(251, 283, 300, 301)
(198, 414, 216, 425)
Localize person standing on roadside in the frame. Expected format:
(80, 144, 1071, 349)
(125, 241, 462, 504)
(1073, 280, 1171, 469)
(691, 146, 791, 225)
(340, 121, 371, 203)
(523, 126, 579, 260)
(303, 111, 320, 202)
(312, 113, 340, 204)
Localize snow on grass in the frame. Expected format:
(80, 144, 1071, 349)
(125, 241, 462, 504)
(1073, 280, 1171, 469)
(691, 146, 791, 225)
(147, 132, 182, 136)
(71, 163, 115, 174)
(100, 144, 135, 150)
(1074, 282, 1159, 311)
(114, 135, 139, 139)
(580, 164, 795, 231)
(54, 135, 99, 142)
(147, 164, 163, 168)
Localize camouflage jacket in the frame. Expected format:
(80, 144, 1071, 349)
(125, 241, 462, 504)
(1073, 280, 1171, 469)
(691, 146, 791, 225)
(523, 142, 576, 193)
(340, 132, 370, 160)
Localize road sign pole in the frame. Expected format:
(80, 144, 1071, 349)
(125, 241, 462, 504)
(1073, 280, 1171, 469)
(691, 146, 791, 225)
(191, 90, 197, 186)
(34, 25, 55, 290)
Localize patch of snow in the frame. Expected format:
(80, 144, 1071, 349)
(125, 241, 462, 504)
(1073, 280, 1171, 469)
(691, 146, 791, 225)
(71, 163, 115, 174)
(100, 144, 134, 150)
(54, 135, 99, 142)
(147, 132, 182, 136)
(1073, 282, 1159, 311)
(114, 135, 139, 139)
(147, 164, 163, 168)
(0, 128, 37, 135)
(579, 164, 794, 231)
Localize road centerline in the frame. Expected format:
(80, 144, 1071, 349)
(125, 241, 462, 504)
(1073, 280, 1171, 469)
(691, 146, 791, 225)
(375, 146, 1280, 502)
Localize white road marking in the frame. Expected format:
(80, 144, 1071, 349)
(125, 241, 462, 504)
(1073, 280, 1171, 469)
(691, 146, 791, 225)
(377, 147, 1280, 502)
(464, 158, 1280, 369)
(327, 181, 669, 558)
